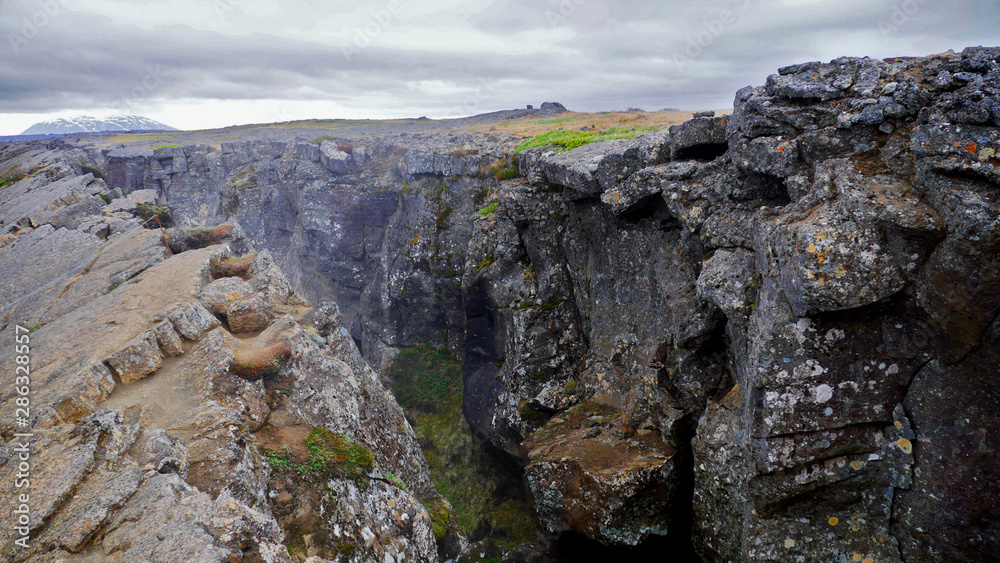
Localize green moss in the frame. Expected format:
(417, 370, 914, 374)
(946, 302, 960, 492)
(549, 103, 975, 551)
(263, 427, 374, 488)
(0, 174, 25, 188)
(385, 471, 408, 492)
(477, 201, 498, 215)
(513, 125, 656, 154)
(80, 165, 107, 183)
(151, 143, 181, 150)
(27, 323, 45, 334)
(425, 497, 453, 542)
(564, 380, 578, 396)
(437, 204, 454, 227)
(388, 347, 463, 414)
(542, 298, 566, 311)
(310, 134, 338, 144)
(99, 193, 112, 204)
(387, 348, 540, 549)
(495, 165, 519, 180)
(477, 256, 494, 273)
(136, 203, 173, 226)
(518, 399, 541, 420)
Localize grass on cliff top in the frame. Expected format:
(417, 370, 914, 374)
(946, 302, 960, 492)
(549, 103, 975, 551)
(513, 125, 658, 154)
(387, 347, 540, 550)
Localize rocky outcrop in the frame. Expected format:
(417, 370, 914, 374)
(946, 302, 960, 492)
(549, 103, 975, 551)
(3, 46, 999, 562)
(0, 163, 452, 561)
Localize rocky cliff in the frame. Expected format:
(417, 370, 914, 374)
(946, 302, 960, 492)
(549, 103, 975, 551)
(2, 46, 1000, 562)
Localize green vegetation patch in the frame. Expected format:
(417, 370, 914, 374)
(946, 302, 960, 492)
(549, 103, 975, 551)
(388, 347, 463, 414)
(262, 426, 374, 487)
(309, 134, 338, 144)
(387, 347, 539, 550)
(477, 201, 498, 216)
(514, 125, 656, 154)
(151, 143, 181, 150)
(136, 203, 173, 226)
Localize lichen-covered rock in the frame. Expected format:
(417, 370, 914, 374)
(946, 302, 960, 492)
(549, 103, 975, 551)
(105, 329, 163, 384)
(169, 301, 222, 340)
(668, 115, 728, 160)
(248, 249, 293, 305)
(151, 320, 185, 357)
(524, 403, 680, 546)
(226, 292, 274, 333)
(540, 140, 631, 196)
(320, 140, 351, 174)
(199, 276, 255, 314)
(696, 248, 757, 319)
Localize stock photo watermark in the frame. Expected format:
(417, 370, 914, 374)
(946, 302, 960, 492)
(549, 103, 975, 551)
(446, 76, 498, 118)
(213, 0, 244, 23)
(877, 0, 930, 39)
(11, 324, 34, 550)
(342, 0, 409, 62)
(114, 64, 166, 115)
(672, 0, 754, 70)
(544, 0, 588, 28)
(4, 0, 72, 53)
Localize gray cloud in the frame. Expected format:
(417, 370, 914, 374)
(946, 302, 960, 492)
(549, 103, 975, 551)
(0, 0, 998, 130)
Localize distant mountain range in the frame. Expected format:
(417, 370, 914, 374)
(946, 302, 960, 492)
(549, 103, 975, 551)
(20, 115, 179, 135)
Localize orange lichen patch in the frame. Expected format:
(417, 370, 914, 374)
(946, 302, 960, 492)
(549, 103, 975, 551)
(829, 517, 840, 526)
(411, 235, 420, 245)
(850, 460, 864, 470)
(231, 341, 292, 380)
(853, 554, 862, 562)
(864, 559, 874, 563)
(777, 145, 786, 153)
(964, 142, 978, 153)
(817, 250, 826, 264)
(784, 539, 796, 548)
(894, 437, 913, 454)
(895, 420, 903, 429)
(807, 243, 818, 253)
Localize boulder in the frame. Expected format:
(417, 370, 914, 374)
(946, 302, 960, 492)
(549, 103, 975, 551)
(105, 330, 163, 384)
(226, 292, 274, 333)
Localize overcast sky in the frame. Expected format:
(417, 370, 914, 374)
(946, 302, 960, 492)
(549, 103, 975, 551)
(1, 0, 998, 134)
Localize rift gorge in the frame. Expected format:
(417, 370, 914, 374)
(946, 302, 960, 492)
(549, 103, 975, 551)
(1, 47, 1000, 562)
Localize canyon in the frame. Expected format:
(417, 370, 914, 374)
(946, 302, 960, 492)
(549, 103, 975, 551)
(1, 47, 999, 562)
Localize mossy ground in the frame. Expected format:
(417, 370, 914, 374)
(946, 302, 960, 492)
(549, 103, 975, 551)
(513, 125, 658, 154)
(388, 347, 540, 551)
(261, 426, 374, 487)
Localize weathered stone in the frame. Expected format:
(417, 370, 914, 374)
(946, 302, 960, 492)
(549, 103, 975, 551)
(226, 292, 274, 333)
(198, 276, 255, 314)
(151, 320, 185, 356)
(105, 329, 163, 384)
(168, 301, 222, 340)
(669, 116, 728, 160)
(320, 140, 351, 174)
(541, 140, 632, 196)
(525, 403, 679, 546)
(696, 248, 757, 319)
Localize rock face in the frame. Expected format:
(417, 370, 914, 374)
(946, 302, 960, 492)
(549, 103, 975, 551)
(3, 46, 1000, 562)
(0, 162, 450, 561)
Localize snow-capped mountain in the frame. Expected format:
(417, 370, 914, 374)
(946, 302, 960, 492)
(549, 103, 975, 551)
(20, 115, 179, 135)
